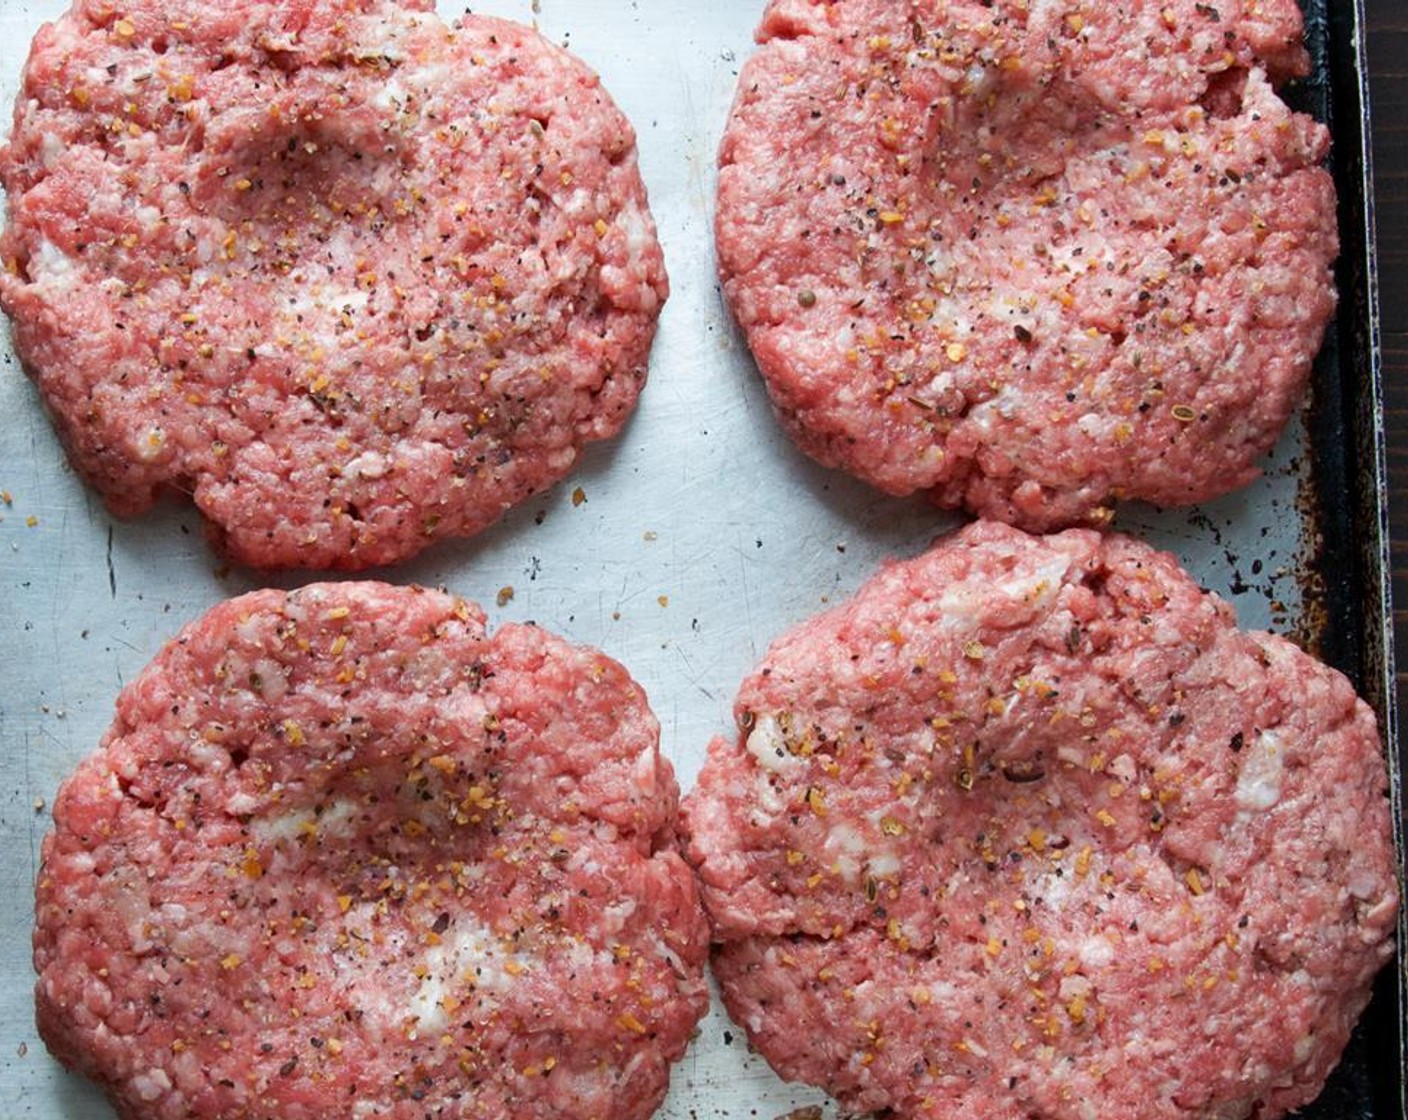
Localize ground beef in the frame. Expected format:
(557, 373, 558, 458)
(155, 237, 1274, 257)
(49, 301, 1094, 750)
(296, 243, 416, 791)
(35, 582, 708, 1120)
(715, 0, 1336, 529)
(683, 520, 1396, 1120)
(1, 0, 666, 568)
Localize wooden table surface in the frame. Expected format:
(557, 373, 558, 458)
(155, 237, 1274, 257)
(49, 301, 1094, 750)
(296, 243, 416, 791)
(1365, 1, 1408, 768)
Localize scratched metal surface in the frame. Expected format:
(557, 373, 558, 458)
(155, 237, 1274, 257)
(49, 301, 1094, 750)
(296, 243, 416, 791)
(0, 1, 1390, 1117)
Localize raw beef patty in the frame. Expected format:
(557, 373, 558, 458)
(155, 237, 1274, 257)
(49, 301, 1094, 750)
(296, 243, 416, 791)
(35, 582, 708, 1120)
(715, 0, 1337, 529)
(683, 521, 1397, 1120)
(1, 0, 666, 569)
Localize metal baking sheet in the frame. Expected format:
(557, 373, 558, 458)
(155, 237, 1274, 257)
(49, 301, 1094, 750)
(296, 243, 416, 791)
(0, 0, 1398, 1116)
